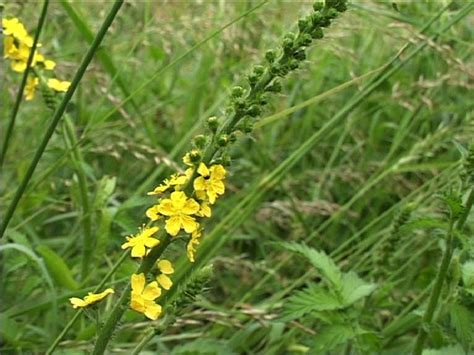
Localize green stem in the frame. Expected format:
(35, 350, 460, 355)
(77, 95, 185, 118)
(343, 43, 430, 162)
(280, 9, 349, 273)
(412, 220, 455, 355)
(46, 251, 129, 355)
(0, 0, 124, 240)
(0, 0, 49, 168)
(61, 116, 93, 281)
(131, 328, 156, 355)
(92, 234, 171, 355)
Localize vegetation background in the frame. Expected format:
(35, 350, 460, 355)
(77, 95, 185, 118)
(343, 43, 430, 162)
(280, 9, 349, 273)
(1, 0, 473, 354)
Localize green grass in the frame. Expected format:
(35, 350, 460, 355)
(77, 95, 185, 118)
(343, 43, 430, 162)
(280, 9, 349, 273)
(1, 1, 473, 354)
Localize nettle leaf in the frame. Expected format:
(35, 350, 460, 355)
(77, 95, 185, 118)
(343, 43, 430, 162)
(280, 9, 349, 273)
(461, 261, 474, 289)
(312, 324, 355, 353)
(278, 242, 342, 287)
(281, 284, 343, 321)
(449, 303, 473, 352)
(422, 344, 465, 355)
(438, 193, 465, 220)
(340, 272, 377, 306)
(36, 245, 78, 290)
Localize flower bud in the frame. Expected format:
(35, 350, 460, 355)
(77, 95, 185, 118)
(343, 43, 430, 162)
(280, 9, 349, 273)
(265, 49, 277, 64)
(311, 27, 324, 39)
(231, 86, 245, 98)
(188, 149, 202, 163)
(193, 134, 207, 148)
(217, 134, 229, 147)
(298, 33, 313, 47)
(298, 18, 309, 32)
(313, 2, 324, 11)
(288, 59, 300, 71)
(253, 65, 265, 76)
(207, 116, 219, 132)
(293, 49, 306, 61)
(247, 104, 261, 117)
(266, 80, 282, 93)
(248, 73, 259, 87)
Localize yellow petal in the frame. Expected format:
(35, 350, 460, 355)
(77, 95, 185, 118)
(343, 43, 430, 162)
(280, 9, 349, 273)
(131, 244, 146, 258)
(144, 302, 162, 320)
(69, 297, 87, 309)
(181, 215, 198, 234)
(146, 205, 161, 221)
(44, 59, 56, 70)
(142, 281, 161, 300)
(157, 274, 172, 290)
(197, 163, 209, 177)
(165, 216, 181, 236)
(131, 273, 145, 294)
(157, 259, 174, 274)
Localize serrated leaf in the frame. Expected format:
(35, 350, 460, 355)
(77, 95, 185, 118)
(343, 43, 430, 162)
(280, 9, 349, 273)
(312, 324, 355, 352)
(278, 242, 342, 287)
(400, 218, 449, 233)
(36, 245, 78, 290)
(438, 193, 464, 220)
(461, 261, 474, 288)
(340, 271, 377, 306)
(282, 284, 343, 321)
(422, 344, 464, 355)
(449, 303, 473, 351)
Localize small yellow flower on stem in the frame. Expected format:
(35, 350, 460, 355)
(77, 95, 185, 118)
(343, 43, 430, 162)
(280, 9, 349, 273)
(130, 273, 162, 320)
(194, 163, 226, 204)
(156, 259, 175, 290)
(156, 191, 200, 236)
(148, 170, 192, 195)
(69, 288, 114, 309)
(121, 226, 160, 258)
(47, 78, 71, 92)
(25, 76, 39, 101)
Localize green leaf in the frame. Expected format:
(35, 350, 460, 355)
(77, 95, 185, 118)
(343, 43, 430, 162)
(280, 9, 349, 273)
(449, 303, 473, 352)
(312, 324, 355, 352)
(438, 192, 465, 220)
(36, 245, 79, 290)
(278, 242, 342, 287)
(93, 175, 116, 210)
(340, 271, 377, 306)
(461, 261, 474, 288)
(422, 344, 465, 355)
(282, 283, 343, 321)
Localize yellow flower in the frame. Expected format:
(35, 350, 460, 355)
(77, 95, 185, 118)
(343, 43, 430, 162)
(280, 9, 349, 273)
(69, 288, 114, 309)
(182, 149, 201, 166)
(156, 191, 200, 236)
(48, 78, 71, 92)
(121, 226, 160, 258)
(156, 274, 172, 290)
(193, 163, 226, 204)
(44, 59, 56, 70)
(130, 273, 162, 320)
(187, 230, 201, 263)
(148, 169, 192, 195)
(2, 18, 29, 43)
(25, 76, 39, 101)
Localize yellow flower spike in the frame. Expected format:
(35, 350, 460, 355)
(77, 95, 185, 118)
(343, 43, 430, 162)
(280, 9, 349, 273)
(25, 76, 39, 101)
(2, 18, 28, 41)
(130, 273, 162, 320)
(193, 163, 226, 204)
(69, 288, 114, 309)
(157, 259, 174, 274)
(156, 274, 172, 290)
(47, 78, 71, 92)
(156, 191, 200, 236)
(121, 226, 160, 258)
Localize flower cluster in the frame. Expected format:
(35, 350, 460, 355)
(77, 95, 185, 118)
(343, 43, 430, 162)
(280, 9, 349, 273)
(118, 157, 226, 319)
(2, 17, 71, 100)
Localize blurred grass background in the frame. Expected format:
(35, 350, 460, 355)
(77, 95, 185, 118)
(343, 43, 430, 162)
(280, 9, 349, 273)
(1, 0, 473, 353)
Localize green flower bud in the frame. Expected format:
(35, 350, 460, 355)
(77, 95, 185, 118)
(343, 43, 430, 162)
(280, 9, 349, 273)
(297, 33, 313, 47)
(311, 27, 324, 39)
(231, 86, 245, 98)
(311, 12, 323, 27)
(188, 149, 202, 163)
(241, 117, 254, 133)
(320, 16, 331, 27)
(229, 133, 237, 143)
(293, 49, 306, 61)
(266, 80, 282, 93)
(253, 65, 265, 76)
(234, 98, 247, 112)
(298, 18, 309, 32)
(282, 37, 294, 53)
(327, 8, 339, 19)
(217, 134, 229, 147)
(288, 59, 300, 71)
(313, 2, 324, 11)
(248, 73, 259, 87)
(326, 0, 347, 12)
(193, 134, 207, 148)
(247, 104, 261, 117)
(265, 49, 277, 64)
(207, 116, 219, 132)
